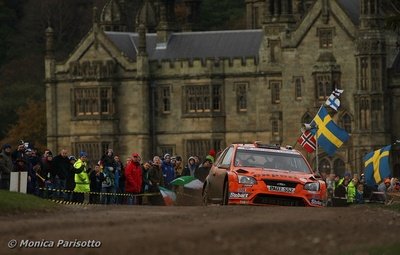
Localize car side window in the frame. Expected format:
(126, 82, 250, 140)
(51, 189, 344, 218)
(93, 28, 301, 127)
(220, 146, 234, 167)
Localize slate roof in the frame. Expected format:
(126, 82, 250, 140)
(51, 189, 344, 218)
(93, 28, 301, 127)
(105, 30, 264, 61)
(336, 0, 360, 25)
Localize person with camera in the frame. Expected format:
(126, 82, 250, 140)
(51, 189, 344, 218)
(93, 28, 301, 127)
(11, 142, 28, 163)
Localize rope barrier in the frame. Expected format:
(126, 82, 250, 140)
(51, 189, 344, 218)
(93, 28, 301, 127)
(38, 187, 160, 197)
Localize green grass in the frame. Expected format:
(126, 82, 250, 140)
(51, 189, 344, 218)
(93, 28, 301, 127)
(340, 243, 400, 255)
(386, 202, 400, 212)
(0, 190, 59, 214)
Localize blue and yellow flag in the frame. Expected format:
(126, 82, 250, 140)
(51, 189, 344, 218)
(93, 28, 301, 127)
(310, 106, 350, 156)
(364, 145, 391, 187)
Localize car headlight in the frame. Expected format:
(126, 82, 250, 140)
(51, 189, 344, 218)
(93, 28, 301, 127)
(238, 175, 257, 185)
(304, 182, 320, 191)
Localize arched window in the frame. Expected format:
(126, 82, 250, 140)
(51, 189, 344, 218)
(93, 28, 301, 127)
(333, 158, 345, 177)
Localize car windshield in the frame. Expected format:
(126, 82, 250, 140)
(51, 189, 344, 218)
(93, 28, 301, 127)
(234, 148, 311, 173)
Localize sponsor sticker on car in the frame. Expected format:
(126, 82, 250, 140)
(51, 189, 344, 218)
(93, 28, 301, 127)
(229, 192, 249, 199)
(267, 185, 295, 193)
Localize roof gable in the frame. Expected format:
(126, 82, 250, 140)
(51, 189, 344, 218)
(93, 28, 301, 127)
(282, 0, 358, 48)
(59, 26, 134, 72)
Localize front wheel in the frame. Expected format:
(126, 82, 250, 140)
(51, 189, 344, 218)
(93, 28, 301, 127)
(221, 181, 229, 205)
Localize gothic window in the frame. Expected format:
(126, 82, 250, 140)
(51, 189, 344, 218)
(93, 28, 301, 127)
(360, 98, 370, 130)
(186, 139, 223, 160)
(371, 57, 380, 91)
(316, 75, 332, 99)
(212, 86, 221, 112)
(360, 57, 368, 90)
(100, 88, 111, 114)
(295, 78, 302, 100)
(74, 87, 113, 117)
(158, 145, 175, 157)
(371, 99, 381, 129)
(185, 85, 222, 114)
(270, 81, 281, 104)
(236, 83, 248, 112)
(160, 86, 171, 113)
(340, 113, 352, 133)
(72, 141, 111, 162)
(318, 29, 333, 48)
(333, 158, 345, 177)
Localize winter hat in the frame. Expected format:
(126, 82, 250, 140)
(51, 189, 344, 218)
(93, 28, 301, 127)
(206, 155, 214, 163)
(79, 151, 88, 157)
(164, 153, 171, 159)
(2, 144, 11, 150)
(132, 152, 140, 158)
(208, 149, 216, 158)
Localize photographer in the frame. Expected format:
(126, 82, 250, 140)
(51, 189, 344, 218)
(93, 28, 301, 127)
(11, 142, 28, 163)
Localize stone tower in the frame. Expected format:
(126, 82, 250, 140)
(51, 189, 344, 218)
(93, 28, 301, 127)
(183, 0, 201, 31)
(156, 0, 178, 43)
(100, 0, 127, 32)
(136, 0, 159, 33)
(354, 0, 390, 166)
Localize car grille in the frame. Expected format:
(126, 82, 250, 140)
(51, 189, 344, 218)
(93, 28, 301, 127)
(263, 180, 298, 188)
(253, 194, 306, 206)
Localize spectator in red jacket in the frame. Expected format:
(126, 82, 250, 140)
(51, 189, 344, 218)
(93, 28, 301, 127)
(125, 153, 143, 205)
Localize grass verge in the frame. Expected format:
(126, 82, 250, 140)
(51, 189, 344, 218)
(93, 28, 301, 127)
(0, 190, 59, 214)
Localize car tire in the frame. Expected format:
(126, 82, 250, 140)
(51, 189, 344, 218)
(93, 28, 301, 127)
(202, 181, 210, 206)
(221, 180, 229, 205)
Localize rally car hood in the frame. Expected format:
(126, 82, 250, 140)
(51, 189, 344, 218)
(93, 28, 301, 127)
(234, 168, 318, 184)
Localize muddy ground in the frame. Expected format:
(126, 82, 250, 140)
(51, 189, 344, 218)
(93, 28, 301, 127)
(1, 197, 400, 255)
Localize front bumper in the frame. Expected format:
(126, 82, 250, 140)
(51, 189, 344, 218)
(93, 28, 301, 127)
(228, 179, 326, 207)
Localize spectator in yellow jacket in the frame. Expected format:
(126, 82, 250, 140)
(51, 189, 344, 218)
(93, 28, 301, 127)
(72, 151, 90, 203)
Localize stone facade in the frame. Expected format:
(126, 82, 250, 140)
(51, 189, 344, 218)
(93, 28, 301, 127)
(45, 0, 400, 177)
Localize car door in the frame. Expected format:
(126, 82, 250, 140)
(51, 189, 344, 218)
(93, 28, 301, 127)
(209, 146, 234, 199)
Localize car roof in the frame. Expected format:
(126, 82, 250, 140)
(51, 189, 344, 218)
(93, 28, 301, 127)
(232, 142, 302, 156)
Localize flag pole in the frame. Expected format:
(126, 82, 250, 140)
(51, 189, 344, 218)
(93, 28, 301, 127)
(315, 124, 319, 174)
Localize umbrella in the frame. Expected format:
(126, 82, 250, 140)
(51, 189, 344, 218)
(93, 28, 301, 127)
(183, 179, 204, 190)
(171, 176, 204, 190)
(159, 187, 176, 206)
(170, 176, 196, 186)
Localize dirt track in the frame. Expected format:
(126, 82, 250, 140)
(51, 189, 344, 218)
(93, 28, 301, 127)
(1, 202, 400, 255)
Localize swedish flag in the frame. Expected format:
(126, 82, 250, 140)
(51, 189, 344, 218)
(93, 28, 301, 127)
(311, 106, 350, 156)
(364, 145, 391, 187)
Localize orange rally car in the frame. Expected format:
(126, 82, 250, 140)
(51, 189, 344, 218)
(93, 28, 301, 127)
(202, 142, 327, 207)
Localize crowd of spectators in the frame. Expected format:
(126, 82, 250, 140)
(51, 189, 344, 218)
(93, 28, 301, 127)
(322, 171, 400, 206)
(0, 141, 216, 205)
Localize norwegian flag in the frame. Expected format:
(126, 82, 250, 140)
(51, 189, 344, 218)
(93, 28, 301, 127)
(297, 130, 317, 153)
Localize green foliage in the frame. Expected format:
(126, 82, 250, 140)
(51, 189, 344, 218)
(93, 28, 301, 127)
(0, 190, 58, 214)
(0, 99, 47, 150)
(0, 1, 18, 65)
(197, 0, 245, 31)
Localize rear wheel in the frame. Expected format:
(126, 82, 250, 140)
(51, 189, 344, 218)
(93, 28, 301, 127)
(221, 180, 229, 205)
